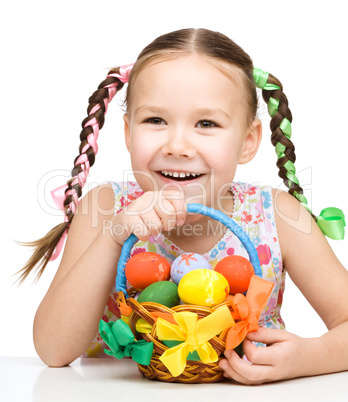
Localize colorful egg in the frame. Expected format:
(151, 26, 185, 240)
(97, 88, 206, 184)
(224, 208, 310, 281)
(214, 255, 254, 294)
(125, 252, 171, 290)
(137, 281, 180, 308)
(178, 269, 229, 307)
(170, 253, 211, 285)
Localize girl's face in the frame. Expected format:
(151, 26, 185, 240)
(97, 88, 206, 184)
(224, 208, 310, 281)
(124, 55, 261, 216)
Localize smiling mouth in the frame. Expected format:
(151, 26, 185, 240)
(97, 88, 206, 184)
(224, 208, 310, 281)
(157, 170, 204, 181)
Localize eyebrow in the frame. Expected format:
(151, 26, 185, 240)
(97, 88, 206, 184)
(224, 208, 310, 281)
(134, 105, 166, 115)
(194, 107, 231, 120)
(134, 105, 231, 119)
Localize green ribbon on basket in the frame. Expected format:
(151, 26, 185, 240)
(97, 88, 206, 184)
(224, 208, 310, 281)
(316, 208, 346, 240)
(99, 319, 153, 365)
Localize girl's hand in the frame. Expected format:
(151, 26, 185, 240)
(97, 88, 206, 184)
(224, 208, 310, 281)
(110, 189, 187, 246)
(219, 327, 309, 385)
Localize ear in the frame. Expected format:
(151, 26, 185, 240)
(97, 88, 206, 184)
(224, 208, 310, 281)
(238, 119, 262, 164)
(123, 113, 131, 153)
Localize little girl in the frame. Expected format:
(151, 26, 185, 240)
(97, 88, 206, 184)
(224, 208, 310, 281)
(18, 28, 348, 385)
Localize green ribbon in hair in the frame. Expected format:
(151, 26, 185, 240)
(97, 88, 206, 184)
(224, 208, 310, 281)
(293, 191, 308, 205)
(254, 67, 346, 240)
(268, 97, 280, 117)
(99, 319, 154, 365)
(253, 68, 281, 90)
(292, 192, 345, 240)
(316, 208, 346, 240)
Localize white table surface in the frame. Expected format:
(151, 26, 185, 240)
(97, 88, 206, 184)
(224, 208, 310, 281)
(1, 357, 347, 402)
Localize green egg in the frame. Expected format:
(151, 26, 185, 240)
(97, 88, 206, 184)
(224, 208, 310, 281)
(137, 281, 180, 308)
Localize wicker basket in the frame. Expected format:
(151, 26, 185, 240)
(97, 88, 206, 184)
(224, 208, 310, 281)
(114, 203, 262, 384)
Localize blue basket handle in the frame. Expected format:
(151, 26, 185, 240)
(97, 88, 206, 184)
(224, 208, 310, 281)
(115, 203, 262, 297)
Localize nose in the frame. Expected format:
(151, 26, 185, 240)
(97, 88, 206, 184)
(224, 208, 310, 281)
(162, 130, 197, 159)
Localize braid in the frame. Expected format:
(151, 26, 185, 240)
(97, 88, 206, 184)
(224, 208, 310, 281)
(253, 68, 315, 219)
(65, 70, 125, 227)
(16, 65, 133, 282)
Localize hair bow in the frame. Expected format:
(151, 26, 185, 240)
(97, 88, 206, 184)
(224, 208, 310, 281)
(107, 63, 134, 83)
(316, 207, 346, 240)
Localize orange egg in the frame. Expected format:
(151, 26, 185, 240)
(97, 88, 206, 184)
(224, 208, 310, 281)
(125, 252, 171, 289)
(214, 255, 254, 294)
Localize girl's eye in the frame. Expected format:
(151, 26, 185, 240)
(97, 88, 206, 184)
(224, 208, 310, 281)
(146, 117, 165, 125)
(197, 120, 218, 128)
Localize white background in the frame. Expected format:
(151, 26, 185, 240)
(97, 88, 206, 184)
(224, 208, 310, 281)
(1, 0, 347, 358)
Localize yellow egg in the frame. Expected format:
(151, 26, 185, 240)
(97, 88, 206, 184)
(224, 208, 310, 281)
(178, 269, 230, 307)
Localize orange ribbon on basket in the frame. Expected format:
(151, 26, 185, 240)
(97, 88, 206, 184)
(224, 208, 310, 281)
(225, 275, 274, 351)
(119, 302, 132, 317)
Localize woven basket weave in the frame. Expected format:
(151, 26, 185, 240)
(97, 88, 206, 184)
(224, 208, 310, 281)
(115, 203, 262, 384)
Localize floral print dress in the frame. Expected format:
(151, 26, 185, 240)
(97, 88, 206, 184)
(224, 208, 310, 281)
(83, 181, 285, 357)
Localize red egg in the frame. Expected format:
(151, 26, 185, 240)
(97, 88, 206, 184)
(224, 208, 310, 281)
(125, 252, 171, 289)
(214, 255, 254, 294)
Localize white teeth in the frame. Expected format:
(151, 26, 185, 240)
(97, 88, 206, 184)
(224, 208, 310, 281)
(161, 170, 202, 178)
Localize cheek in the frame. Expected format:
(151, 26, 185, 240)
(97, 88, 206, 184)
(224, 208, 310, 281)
(129, 141, 157, 190)
(210, 140, 241, 169)
(129, 131, 154, 164)
(208, 141, 241, 188)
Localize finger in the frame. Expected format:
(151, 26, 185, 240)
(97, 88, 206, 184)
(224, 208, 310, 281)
(219, 355, 252, 385)
(154, 200, 177, 231)
(112, 213, 150, 244)
(246, 327, 289, 345)
(220, 351, 270, 385)
(223, 350, 275, 385)
(243, 338, 277, 365)
(161, 189, 187, 224)
(139, 209, 163, 236)
(131, 217, 152, 241)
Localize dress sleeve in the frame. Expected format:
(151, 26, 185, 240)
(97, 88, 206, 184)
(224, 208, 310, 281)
(110, 181, 144, 215)
(260, 186, 284, 274)
(110, 182, 126, 216)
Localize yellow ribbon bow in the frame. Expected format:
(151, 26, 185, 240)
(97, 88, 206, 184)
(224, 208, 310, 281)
(156, 305, 235, 377)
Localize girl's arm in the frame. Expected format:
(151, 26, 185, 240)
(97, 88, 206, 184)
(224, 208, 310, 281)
(220, 189, 348, 384)
(273, 189, 348, 374)
(33, 183, 122, 367)
(33, 185, 186, 367)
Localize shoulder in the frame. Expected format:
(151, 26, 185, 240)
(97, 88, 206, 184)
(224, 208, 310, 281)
(64, 182, 116, 246)
(84, 181, 115, 208)
(73, 182, 116, 223)
(270, 188, 321, 265)
(76, 179, 143, 217)
(271, 188, 314, 237)
(47, 182, 117, 290)
(76, 181, 144, 217)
